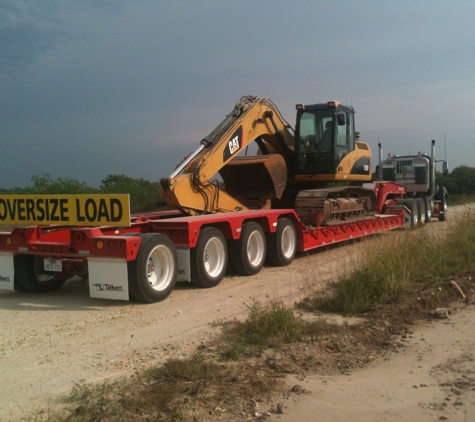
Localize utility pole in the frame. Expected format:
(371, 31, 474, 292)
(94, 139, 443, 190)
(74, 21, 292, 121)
(444, 132, 447, 160)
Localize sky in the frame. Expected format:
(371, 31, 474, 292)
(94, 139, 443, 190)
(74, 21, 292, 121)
(1, 0, 474, 189)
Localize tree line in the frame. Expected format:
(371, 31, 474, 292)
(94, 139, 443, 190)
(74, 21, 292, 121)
(0, 174, 166, 213)
(438, 165, 475, 195)
(1, 165, 473, 214)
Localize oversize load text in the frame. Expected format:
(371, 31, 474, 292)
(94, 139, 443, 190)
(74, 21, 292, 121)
(0, 195, 130, 226)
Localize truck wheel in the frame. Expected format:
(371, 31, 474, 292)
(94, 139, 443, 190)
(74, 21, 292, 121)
(416, 198, 426, 225)
(127, 233, 177, 303)
(230, 222, 266, 276)
(191, 227, 228, 288)
(423, 196, 432, 222)
(405, 199, 419, 228)
(438, 193, 448, 222)
(267, 218, 297, 266)
(14, 255, 66, 293)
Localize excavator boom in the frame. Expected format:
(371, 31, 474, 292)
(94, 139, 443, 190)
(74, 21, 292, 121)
(160, 96, 295, 215)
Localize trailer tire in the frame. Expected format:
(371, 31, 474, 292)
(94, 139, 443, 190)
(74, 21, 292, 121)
(14, 276, 27, 292)
(267, 218, 297, 266)
(423, 196, 432, 222)
(127, 233, 177, 303)
(14, 255, 67, 293)
(416, 197, 426, 225)
(191, 227, 228, 288)
(230, 221, 266, 276)
(405, 199, 419, 228)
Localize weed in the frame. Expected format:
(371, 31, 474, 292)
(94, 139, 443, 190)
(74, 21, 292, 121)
(221, 300, 302, 359)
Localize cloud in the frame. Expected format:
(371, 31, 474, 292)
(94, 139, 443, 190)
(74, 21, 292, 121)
(0, 1, 67, 74)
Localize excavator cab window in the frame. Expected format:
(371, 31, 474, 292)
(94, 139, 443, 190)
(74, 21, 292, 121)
(334, 111, 354, 164)
(294, 108, 334, 174)
(294, 106, 356, 175)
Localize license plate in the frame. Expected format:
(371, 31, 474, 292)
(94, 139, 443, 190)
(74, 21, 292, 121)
(44, 259, 62, 272)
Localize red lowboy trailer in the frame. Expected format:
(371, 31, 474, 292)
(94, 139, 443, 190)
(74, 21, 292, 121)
(0, 181, 410, 303)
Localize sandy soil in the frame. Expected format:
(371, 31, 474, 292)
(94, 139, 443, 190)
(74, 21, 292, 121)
(1, 204, 474, 421)
(280, 303, 475, 422)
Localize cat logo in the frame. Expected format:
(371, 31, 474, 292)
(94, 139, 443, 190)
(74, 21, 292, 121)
(223, 126, 244, 162)
(228, 135, 240, 154)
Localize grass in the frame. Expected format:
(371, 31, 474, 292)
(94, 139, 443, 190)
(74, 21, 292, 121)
(220, 300, 302, 359)
(301, 210, 475, 314)
(449, 193, 475, 205)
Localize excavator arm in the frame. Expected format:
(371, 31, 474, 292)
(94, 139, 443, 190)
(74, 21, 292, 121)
(160, 96, 296, 215)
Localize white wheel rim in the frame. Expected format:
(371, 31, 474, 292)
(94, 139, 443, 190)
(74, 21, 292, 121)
(203, 237, 226, 277)
(247, 230, 265, 267)
(281, 225, 296, 258)
(147, 245, 175, 291)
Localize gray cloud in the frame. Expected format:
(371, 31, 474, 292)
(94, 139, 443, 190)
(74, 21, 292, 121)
(1, 0, 474, 189)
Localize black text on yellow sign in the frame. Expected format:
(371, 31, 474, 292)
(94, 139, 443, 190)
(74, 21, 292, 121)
(0, 195, 131, 226)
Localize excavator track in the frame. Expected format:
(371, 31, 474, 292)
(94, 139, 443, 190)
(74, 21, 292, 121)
(294, 186, 377, 226)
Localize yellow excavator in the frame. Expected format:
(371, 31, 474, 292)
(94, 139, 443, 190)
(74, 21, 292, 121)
(160, 96, 374, 226)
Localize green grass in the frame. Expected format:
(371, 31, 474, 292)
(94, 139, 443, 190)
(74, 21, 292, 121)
(220, 300, 303, 359)
(302, 212, 475, 314)
(449, 194, 475, 205)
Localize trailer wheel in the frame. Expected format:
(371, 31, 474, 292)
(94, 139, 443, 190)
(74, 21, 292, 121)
(127, 233, 177, 303)
(405, 199, 419, 228)
(267, 218, 297, 266)
(231, 222, 266, 276)
(191, 227, 228, 288)
(416, 198, 426, 225)
(423, 196, 432, 222)
(14, 255, 67, 293)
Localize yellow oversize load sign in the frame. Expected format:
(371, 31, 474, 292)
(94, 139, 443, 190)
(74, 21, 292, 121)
(0, 194, 130, 226)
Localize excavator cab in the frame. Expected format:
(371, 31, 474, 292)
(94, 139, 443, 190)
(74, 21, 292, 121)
(293, 101, 356, 177)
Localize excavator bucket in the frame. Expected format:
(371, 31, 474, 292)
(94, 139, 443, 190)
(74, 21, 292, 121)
(219, 154, 287, 209)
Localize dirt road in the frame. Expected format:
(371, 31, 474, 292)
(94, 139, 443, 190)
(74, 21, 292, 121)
(0, 232, 351, 420)
(1, 204, 474, 421)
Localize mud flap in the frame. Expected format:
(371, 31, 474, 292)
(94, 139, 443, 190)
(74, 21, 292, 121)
(88, 257, 129, 300)
(0, 252, 14, 290)
(175, 245, 191, 282)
